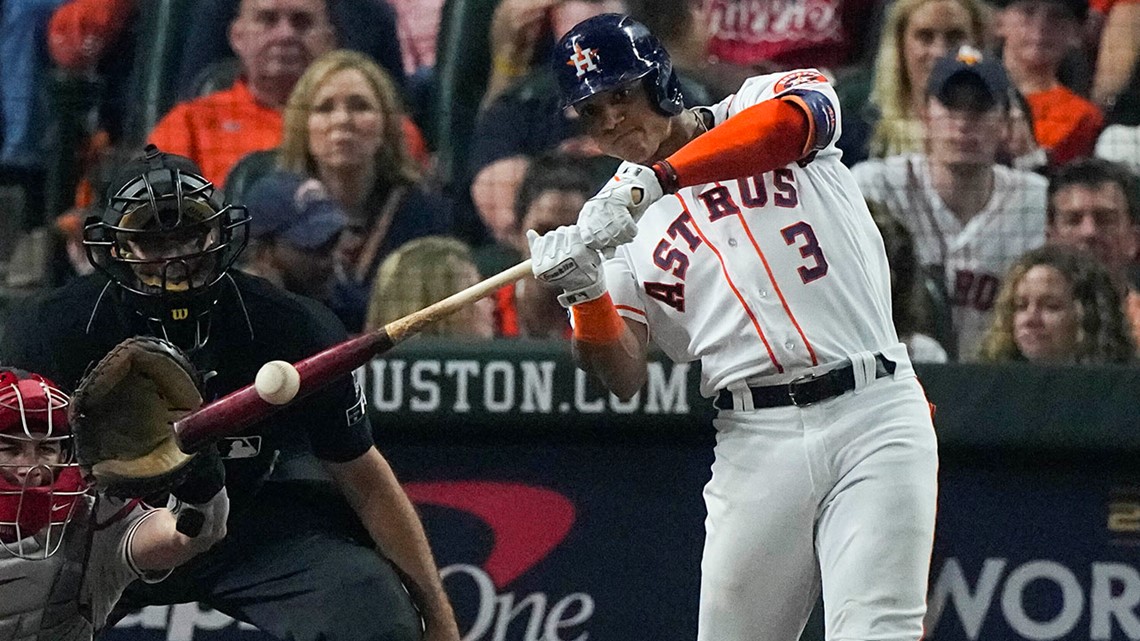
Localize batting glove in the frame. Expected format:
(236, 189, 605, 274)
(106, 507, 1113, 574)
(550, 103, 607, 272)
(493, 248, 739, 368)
(578, 162, 664, 251)
(527, 225, 606, 308)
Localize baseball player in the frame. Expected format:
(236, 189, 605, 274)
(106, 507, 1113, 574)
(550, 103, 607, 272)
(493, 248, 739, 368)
(0, 367, 229, 641)
(528, 14, 939, 641)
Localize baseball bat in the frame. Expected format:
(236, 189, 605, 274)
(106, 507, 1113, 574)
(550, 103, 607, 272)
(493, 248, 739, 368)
(174, 260, 534, 452)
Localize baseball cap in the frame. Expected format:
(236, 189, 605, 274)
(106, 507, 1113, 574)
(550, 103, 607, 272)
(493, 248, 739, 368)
(244, 172, 348, 250)
(926, 47, 1011, 110)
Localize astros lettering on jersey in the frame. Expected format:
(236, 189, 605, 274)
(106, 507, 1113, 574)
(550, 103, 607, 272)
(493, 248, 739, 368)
(602, 72, 907, 397)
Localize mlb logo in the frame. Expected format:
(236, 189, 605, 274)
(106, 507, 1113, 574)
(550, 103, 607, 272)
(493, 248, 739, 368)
(219, 436, 262, 459)
(567, 42, 599, 77)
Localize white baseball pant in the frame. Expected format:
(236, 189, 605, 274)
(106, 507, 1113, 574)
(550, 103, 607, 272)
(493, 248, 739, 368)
(698, 368, 938, 641)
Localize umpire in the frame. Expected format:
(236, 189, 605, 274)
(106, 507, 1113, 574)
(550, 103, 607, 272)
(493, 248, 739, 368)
(0, 145, 460, 641)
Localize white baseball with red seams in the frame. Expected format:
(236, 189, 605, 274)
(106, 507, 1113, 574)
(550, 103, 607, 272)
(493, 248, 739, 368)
(601, 72, 939, 641)
(254, 361, 301, 406)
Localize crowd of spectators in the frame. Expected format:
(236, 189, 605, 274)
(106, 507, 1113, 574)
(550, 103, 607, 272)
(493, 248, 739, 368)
(0, 0, 1137, 367)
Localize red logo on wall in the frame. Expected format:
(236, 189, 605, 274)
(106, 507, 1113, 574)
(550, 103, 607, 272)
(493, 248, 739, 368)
(405, 481, 576, 587)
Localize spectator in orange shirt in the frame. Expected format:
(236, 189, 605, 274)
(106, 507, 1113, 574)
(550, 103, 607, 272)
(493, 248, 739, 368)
(995, 0, 1104, 166)
(148, 0, 335, 187)
(148, 0, 428, 189)
(1045, 158, 1140, 344)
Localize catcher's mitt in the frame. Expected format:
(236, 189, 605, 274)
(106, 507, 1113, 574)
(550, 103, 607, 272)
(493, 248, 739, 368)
(70, 336, 204, 497)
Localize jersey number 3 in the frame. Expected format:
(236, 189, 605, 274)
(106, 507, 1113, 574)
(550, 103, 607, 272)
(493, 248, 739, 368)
(781, 221, 828, 283)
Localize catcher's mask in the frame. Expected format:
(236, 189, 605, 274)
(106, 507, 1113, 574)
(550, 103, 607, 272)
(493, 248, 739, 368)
(0, 368, 88, 559)
(84, 144, 250, 350)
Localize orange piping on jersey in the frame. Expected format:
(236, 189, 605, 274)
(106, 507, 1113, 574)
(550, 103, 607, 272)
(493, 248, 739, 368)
(679, 194, 784, 374)
(616, 305, 647, 317)
(719, 181, 819, 366)
(663, 98, 810, 190)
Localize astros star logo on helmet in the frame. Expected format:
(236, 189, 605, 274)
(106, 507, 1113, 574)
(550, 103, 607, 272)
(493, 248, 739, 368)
(567, 42, 599, 77)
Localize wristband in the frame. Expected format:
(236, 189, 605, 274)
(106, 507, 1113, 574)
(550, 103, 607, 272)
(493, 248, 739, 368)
(651, 160, 679, 194)
(571, 293, 626, 344)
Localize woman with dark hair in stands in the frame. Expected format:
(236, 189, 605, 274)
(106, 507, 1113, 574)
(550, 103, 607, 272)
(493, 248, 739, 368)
(279, 49, 454, 332)
(979, 245, 1135, 363)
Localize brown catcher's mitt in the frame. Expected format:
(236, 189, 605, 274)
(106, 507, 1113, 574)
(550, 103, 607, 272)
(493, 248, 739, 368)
(69, 336, 204, 497)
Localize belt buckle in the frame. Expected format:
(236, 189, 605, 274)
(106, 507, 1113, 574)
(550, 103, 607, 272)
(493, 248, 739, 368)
(787, 373, 816, 407)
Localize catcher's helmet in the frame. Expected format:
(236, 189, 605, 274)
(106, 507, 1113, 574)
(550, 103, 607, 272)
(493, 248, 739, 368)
(84, 145, 251, 348)
(552, 13, 684, 117)
(0, 368, 87, 559)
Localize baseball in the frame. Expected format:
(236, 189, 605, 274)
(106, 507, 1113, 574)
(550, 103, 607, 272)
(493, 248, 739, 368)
(255, 361, 301, 405)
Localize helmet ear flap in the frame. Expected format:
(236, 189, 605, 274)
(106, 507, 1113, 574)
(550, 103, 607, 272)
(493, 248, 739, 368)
(644, 67, 684, 116)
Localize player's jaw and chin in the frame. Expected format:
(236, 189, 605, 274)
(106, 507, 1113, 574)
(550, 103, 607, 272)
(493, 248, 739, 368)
(579, 89, 675, 164)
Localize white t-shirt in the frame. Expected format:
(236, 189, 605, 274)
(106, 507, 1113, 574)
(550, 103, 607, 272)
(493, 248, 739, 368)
(604, 70, 910, 397)
(852, 154, 1047, 360)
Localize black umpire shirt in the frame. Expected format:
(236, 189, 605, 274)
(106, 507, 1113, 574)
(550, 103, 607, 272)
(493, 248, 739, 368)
(0, 271, 374, 510)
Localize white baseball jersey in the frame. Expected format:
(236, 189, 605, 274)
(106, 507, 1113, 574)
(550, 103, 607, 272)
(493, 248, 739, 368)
(604, 71, 907, 397)
(852, 155, 1047, 359)
(0, 496, 167, 641)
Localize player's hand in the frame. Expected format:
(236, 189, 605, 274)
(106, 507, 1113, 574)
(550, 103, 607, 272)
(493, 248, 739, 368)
(527, 225, 606, 308)
(170, 445, 226, 537)
(578, 162, 664, 251)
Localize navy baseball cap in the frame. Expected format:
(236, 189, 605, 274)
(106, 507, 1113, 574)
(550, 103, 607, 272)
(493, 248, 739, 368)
(926, 47, 1011, 110)
(245, 172, 347, 250)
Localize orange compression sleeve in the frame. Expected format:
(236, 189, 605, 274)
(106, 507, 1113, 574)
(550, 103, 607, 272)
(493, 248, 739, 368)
(571, 294, 627, 344)
(654, 97, 812, 191)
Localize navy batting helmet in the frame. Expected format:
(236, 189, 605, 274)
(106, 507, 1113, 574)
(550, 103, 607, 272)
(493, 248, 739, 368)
(552, 13, 684, 117)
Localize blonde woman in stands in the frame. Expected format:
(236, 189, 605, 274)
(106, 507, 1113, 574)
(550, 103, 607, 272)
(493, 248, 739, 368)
(978, 246, 1135, 363)
(860, 0, 990, 161)
(364, 236, 495, 339)
(279, 49, 453, 332)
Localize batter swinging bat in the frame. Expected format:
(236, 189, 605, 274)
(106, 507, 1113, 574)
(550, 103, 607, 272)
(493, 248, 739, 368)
(174, 260, 534, 452)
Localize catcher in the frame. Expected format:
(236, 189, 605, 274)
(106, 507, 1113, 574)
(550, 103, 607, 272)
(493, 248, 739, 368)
(0, 339, 228, 641)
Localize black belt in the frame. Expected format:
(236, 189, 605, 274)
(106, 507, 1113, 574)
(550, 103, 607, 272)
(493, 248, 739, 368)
(714, 354, 896, 410)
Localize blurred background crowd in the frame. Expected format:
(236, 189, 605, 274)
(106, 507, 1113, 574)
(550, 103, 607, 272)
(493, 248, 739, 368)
(0, 0, 1138, 367)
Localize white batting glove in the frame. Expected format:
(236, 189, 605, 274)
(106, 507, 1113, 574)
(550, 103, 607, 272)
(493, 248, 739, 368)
(527, 225, 606, 308)
(578, 162, 665, 251)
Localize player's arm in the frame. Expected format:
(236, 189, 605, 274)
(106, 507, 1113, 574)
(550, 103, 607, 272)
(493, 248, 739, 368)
(650, 87, 833, 192)
(578, 76, 837, 251)
(326, 449, 460, 641)
(127, 489, 228, 571)
(572, 309, 649, 400)
(128, 447, 229, 571)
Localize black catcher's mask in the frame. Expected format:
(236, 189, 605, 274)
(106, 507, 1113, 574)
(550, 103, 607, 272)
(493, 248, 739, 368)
(83, 144, 250, 350)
